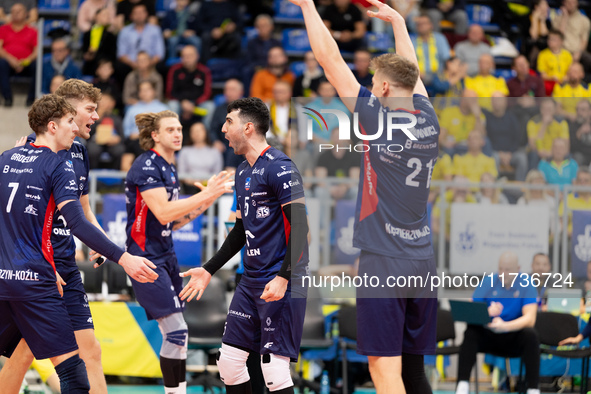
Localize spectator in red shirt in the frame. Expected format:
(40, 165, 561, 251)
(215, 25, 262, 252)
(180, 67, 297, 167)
(0, 3, 37, 106)
(166, 45, 213, 131)
(507, 55, 546, 97)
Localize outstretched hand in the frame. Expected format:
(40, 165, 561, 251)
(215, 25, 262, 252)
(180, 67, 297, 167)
(365, 0, 402, 23)
(179, 267, 212, 302)
(119, 253, 159, 283)
(197, 171, 235, 199)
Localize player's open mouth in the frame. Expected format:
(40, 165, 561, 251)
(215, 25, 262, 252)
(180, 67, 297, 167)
(86, 124, 92, 132)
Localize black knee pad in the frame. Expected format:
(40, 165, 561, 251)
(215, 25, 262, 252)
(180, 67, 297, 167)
(54, 354, 90, 394)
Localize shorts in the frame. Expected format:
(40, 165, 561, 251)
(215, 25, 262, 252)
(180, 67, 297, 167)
(62, 270, 94, 331)
(222, 283, 306, 361)
(130, 254, 184, 320)
(356, 250, 437, 357)
(0, 293, 78, 360)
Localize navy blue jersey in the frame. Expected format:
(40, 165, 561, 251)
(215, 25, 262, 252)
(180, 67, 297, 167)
(0, 143, 79, 301)
(125, 149, 180, 258)
(235, 146, 308, 288)
(26, 134, 90, 277)
(353, 87, 439, 259)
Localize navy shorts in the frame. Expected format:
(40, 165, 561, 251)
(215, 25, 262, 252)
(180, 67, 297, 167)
(0, 293, 78, 360)
(130, 254, 184, 320)
(223, 283, 306, 361)
(62, 270, 94, 331)
(356, 251, 437, 357)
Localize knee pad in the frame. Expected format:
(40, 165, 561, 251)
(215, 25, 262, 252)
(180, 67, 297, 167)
(157, 312, 188, 360)
(260, 353, 293, 392)
(54, 354, 90, 394)
(217, 343, 250, 386)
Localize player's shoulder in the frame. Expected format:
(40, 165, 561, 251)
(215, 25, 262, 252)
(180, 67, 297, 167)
(235, 160, 250, 180)
(129, 150, 159, 174)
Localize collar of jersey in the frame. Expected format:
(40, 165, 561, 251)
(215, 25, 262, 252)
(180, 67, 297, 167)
(30, 142, 50, 149)
(260, 145, 271, 157)
(150, 148, 161, 156)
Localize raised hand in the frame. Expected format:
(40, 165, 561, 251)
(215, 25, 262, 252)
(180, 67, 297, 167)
(365, 0, 402, 23)
(288, 0, 313, 6)
(198, 170, 235, 199)
(179, 267, 212, 302)
(119, 253, 159, 283)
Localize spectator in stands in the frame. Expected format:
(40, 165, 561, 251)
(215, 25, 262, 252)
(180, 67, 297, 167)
(314, 127, 360, 201)
(86, 92, 125, 170)
(439, 90, 485, 156)
(123, 51, 163, 108)
(92, 59, 123, 113)
(411, 14, 451, 91)
(0, 0, 36, 25)
(569, 99, 591, 166)
(455, 252, 540, 394)
(121, 80, 169, 170)
(115, 3, 164, 85)
(161, 0, 201, 60)
(267, 80, 295, 148)
(0, 3, 36, 107)
(551, 0, 591, 77)
(430, 57, 467, 106)
(250, 46, 295, 102)
(194, 0, 242, 61)
(293, 51, 324, 98)
(558, 168, 591, 235)
(247, 14, 281, 70)
(423, 0, 468, 35)
(476, 172, 509, 204)
(177, 122, 224, 194)
(321, 0, 366, 53)
(431, 176, 476, 239)
(537, 30, 573, 96)
(538, 138, 578, 186)
(81, 7, 118, 76)
(77, 0, 116, 34)
(517, 170, 556, 229)
(530, 253, 552, 308)
(49, 75, 65, 94)
(453, 129, 498, 183)
(115, 0, 157, 30)
(166, 45, 212, 128)
(484, 95, 528, 181)
(352, 49, 372, 89)
(209, 78, 245, 169)
(527, 98, 569, 165)
(390, 0, 420, 32)
(527, 0, 551, 66)
(465, 54, 509, 110)
(429, 150, 454, 202)
(42, 38, 82, 94)
(453, 24, 491, 77)
(552, 62, 590, 120)
(507, 55, 546, 98)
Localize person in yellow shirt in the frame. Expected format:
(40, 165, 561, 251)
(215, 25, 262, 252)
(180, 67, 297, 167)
(527, 97, 569, 164)
(431, 175, 477, 240)
(464, 54, 509, 110)
(439, 90, 485, 155)
(552, 62, 591, 120)
(452, 129, 498, 183)
(537, 29, 573, 95)
(558, 168, 591, 235)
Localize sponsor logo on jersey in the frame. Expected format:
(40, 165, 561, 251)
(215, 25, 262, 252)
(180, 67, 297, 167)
(27, 185, 43, 191)
(71, 152, 83, 160)
(142, 166, 155, 171)
(10, 153, 38, 163)
(80, 176, 87, 181)
(256, 206, 270, 219)
(252, 167, 264, 175)
(69, 180, 76, 187)
(246, 248, 261, 256)
(3, 165, 9, 173)
(145, 159, 152, 166)
(146, 177, 157, 184)
(171, 172, 176, 184)
(25, 193, 40, 201)
(239, 168, 246, 176)
(53, 228, 71, 236)
(263, 342, 273, 349)
(162, 166, 166, 171)
(66, 160, 73, 168)
(276, 170, 293, 177)
(264, 317, 275, 332)
(265, 152, 275, 160)
(161, 229, 172, 237)
(283, 179, 300, 189)
(228, 309, 252, 319)
(79, 183, 84, 190)
(245, 177, 251, 191)
(251, 191, 267, 196)
(24, 204, 38, 216)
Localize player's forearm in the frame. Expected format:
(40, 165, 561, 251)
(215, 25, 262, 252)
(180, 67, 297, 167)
(153, 190, 216, 224)
(390, 13, 419, 69)
(299, 1, 343, 70)
(171, 205, 204, 230)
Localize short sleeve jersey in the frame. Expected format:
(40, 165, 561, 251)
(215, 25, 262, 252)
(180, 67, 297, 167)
(27, 134, 90, 277)
(353, 87, 439, 259)
(125, 149, 180, 258)
(234, 146, 308, 289)
(0, 143, 79, 301)
(473, 274, 537, 322)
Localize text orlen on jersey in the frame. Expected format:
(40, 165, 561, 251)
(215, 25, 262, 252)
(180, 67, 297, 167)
(303, 108, 438, 152)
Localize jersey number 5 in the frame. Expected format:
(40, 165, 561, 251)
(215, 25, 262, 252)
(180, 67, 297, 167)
(405, 158, 434, 188)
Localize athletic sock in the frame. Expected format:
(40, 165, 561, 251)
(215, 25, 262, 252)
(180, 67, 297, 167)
(455, 380, 469, 394)
(270, 386, 294, 394)
(225, 380, 252, 394)
(526, 389, 540, 394)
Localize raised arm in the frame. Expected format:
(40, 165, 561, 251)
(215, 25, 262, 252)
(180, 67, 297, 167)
(366, 0, 428, 97)
(290, 0, 360, 102)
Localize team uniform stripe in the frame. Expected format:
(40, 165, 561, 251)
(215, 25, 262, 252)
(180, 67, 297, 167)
(42, 194, 56, 273)
(131, 186, 148, 251)
(358, 124, 379, 221)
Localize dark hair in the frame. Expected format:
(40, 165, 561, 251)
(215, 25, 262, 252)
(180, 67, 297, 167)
(548, 29, 564, 40)
(189, 122, 212, 146)
(28, 94, 77, 135)
(227, 97, 270, 137)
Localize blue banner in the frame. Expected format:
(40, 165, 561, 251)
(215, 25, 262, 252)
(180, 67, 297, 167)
(102, 194, 202, 266)
(333, 200, 360, 265)
(571, 210, 591, 278)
